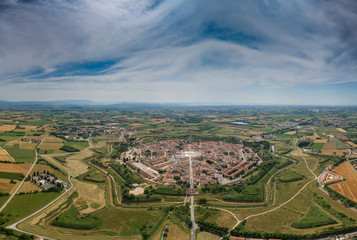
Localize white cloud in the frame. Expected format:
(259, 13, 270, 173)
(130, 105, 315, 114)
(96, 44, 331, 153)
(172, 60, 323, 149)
(0, 0, 356, 104)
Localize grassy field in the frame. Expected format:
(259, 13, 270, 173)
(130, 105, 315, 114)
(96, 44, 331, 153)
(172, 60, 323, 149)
(278, 170, 304, 182)
(52, 205, 102, 229)
(197, 231, 220, 240)
(77, 166, 107, 183)
(92, 206, 165, 236)
(5, 143, 35, 162)
(291, 206, 337, 228)
(195, 207, 220, 224)
(2, 192, 61, 224)
(151, 219, 189, 240)
(63, 141, 89, 151)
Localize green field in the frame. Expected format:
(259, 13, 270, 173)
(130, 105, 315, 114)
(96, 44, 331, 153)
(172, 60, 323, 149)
(5, 144, 36, 162)
(291, 206, 337, 228)
(195, 206, 220, 224)
(278, 170, 304, 182)
(92, 206, 165, 236)
(0, 195, 9, 208)
(0, 172, 24, 180)
(2, 192, 61, 224)
(52, 205, 102, 229)
(63, 141, 89, 150)
(77, 166, 107, 183)
(310, 143, 324, 150)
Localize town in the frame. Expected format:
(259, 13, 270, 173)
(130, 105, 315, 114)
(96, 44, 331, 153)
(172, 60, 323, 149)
(121, 140, 262, 187)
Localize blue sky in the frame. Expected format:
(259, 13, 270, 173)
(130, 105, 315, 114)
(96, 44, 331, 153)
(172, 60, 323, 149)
(0, 0, 356, 105)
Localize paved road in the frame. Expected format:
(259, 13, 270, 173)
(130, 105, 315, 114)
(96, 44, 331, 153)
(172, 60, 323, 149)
(0, 135, 48, 212)
(188, 144, 198, 240)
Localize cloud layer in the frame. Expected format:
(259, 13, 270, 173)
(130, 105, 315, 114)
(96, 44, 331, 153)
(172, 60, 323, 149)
(0, 0, 356, 104)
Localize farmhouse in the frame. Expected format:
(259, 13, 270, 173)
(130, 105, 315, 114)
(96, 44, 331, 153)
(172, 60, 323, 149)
(31, 172, 69, 190)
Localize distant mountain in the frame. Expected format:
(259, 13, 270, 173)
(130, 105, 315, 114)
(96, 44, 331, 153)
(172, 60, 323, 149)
(0, 100, 98, 107)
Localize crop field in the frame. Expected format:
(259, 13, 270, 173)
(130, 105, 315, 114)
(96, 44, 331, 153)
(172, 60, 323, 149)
(320, 149, 350, 156)
(284, 131, 296, 135)
(38, 137, 65, 154)
(2, 192, 61, 224)
(314, 139, 328, 143)
(0, 163, 31, 174)
(310, 142, 324, 150)
(347, 141, 357, 148)
(0, 195, 9, 207)
(0, 178, 15, 192)
(24, 135, 46, 141)
(329, 137, 348, 149)
(18, 181, 42, 193)
(44, 136, 66, 143)
(323, 142, 336, 150)
(5, 143, 35, 162)
(330, 161, 357, 202)
(0, 147, 14, 162)
(0, 125, 16, 132)
(306, 132, 320, 140)
(19, 125, 38, 131)
(0, 172, 24, 180)
(6, 140, 37, 150)
(336, 128, 347, 132)
(38, 142, 65, 154)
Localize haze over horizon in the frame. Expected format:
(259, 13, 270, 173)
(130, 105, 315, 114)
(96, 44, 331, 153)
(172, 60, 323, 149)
(0, 0, 356, 105)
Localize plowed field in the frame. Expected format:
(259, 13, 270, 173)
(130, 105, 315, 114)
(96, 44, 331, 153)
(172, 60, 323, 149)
(330, 161, 357, 202)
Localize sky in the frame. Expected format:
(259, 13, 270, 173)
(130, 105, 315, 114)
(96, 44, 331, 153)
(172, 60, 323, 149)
(0, 0, 356, 105)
